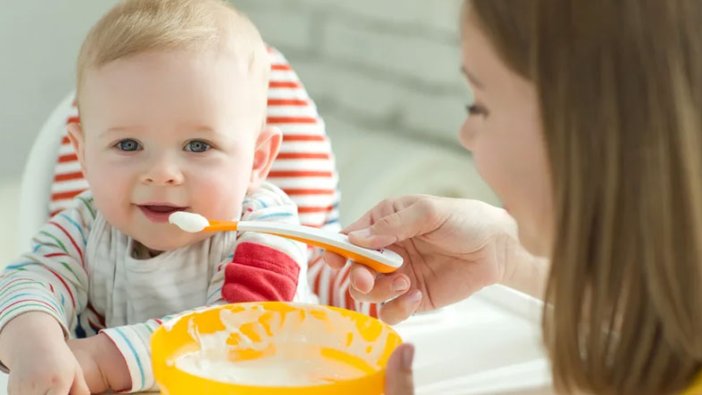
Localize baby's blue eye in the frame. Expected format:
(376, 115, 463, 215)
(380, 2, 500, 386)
(185, 140, 211, 153)
(115, 139, 141, 152)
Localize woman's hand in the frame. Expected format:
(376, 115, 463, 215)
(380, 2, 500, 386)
(324, 195, 520, 324)
(385, 343, 416, 395)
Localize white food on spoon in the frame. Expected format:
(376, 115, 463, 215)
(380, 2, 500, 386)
(169, 211, 209, 233)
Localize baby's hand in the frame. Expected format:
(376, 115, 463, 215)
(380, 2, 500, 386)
(0, 312, 90, 395)
(68, 333, 131, 394)
(68, 336, 108, 393)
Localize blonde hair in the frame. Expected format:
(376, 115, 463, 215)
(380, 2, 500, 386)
(469, 0, 702, 394)
(76, 0, 269, 111)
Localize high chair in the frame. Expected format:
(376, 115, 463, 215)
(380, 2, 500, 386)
(17, 47, 375, 316)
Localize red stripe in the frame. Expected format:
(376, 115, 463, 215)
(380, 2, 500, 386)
(267, 116, 317, 124)
(282, 135, 326, 142)
(276, 152, 329, 160)
(44, 252, 71, 258)
(50, 210, 61, 218)
(328, 267, 339, 310)
(334, 266, 351, 308)
(0, 278, 37, 290)
(268, 170, 333, 178)
(269, 81, 300, 89)
(48, 221, 85, 267)
(66, 116, 80, 124)
(0, 299, 56, 317)
(297, 205, 334, 214)
(44, 266, 77, 309)
(58, 153, 78, 163)
(61, 136, 71, 145)
(345, 285, 355, 312)
(54, 171, 84, 182)
(369, 303, 378, 318)
(51, 190, 85, 201)
(267, 98, 308, 106)
(283, 188, 335, 196)
(271, 64, 292, 71)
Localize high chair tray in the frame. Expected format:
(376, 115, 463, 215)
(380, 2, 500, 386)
(0, 286, 552, 394)
(398, 284, 553, 395)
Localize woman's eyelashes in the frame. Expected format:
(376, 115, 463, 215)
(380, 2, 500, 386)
(466, 103, 489, 118)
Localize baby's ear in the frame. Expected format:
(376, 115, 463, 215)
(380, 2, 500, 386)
(66, 121, 87, 176)
(249, 126, 282, 189)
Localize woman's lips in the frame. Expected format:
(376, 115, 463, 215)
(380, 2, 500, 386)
(138, 205, 187, 223)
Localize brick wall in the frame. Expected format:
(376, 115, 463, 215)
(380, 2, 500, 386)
(230, 0, 498, 222)
(232, 0, 469, 150)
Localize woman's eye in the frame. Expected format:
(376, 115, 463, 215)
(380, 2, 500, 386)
(466, 103, 489, 118)
(115, 139, 141, 152)
(184, 140, 211, 153)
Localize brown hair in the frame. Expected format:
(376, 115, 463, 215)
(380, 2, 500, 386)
(468, 1, 702, 393)
(76, 0, 269, 107)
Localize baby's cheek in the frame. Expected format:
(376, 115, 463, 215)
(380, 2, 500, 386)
(192, 179, 246, 220)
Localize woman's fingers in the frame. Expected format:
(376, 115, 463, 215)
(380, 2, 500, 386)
(349, 264, 379, 294)
(385, 343, 416, 395)
(349, 267, 411, 301)
(348, 199, 440, 249)
(379, 289, 423, 325)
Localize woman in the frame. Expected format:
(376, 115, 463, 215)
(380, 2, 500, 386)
(325, 1, 702, 393)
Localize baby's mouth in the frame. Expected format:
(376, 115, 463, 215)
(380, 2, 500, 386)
(138, 205, 188, 223)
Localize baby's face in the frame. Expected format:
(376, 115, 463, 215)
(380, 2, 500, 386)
(73, 50, 268, 251)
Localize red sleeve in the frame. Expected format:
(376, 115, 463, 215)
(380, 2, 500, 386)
(222, 242, 300, 303)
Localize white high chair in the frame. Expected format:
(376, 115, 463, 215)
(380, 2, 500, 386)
(18, 92, 75, 245)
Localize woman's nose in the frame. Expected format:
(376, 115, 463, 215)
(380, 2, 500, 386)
(459, 118, 477, 152)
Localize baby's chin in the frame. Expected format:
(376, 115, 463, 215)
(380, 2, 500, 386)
(135, 231, 209, 253)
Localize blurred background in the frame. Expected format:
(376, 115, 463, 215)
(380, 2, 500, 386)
(0, 0, 497, 264)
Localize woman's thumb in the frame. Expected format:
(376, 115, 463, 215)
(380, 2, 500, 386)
(385, 343, 415, 395)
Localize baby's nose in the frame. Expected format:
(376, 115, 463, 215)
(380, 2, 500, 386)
(141, 157, 184, 185)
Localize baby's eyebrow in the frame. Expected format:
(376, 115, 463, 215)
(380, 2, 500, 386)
(103, 126, 142, 135)
(189, 126, 217, 134)
(181, 125, 230, 138)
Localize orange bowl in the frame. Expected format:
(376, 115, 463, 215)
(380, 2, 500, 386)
(152, 302, 402, 395)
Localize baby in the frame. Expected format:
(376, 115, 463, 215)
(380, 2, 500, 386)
(0, 0, 312, 393)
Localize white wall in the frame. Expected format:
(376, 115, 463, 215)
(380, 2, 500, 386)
(0, 0, 118, 181)
(234, 0, 471, 149)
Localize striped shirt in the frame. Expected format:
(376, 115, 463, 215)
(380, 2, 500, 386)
(0, 181, 310, 392)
